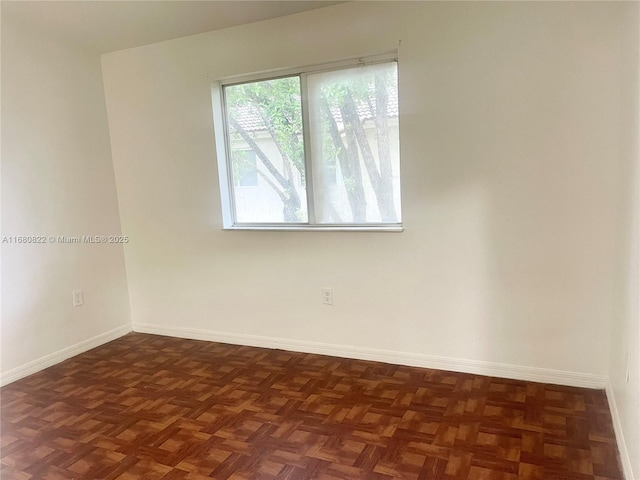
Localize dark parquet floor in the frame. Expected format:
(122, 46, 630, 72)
(1, 333, 623, 479)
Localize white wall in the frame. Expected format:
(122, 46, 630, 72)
(102, 1, 635, 382)
(609, 3, 640, 478)
(0, 0, 635, 471)
(1, 13, 131, 382)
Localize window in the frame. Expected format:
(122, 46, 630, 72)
(211, 54, 402, 230)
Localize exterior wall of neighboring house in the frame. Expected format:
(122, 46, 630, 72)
(232, 117, 400, 223)
(232, 130, 307, 223)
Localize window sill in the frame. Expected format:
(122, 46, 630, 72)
(222, 224, 403, 233)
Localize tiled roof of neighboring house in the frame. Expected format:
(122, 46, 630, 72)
(231, 106, 265, 132)
(231, 91, 399, 133)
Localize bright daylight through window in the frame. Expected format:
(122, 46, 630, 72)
(212, 55, 402, 230)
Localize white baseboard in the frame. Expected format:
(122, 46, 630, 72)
(0, 324, 132, 387)
(132, 322, 608, 389)
(606, 382, 635, 480)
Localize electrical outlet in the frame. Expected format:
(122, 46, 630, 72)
(73, 289, 84, 307)
(322, 287, 333, 305)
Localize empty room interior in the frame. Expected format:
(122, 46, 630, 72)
(1, 1, 639, 479)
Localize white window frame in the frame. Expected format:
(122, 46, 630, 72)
(211, 53, 402, 232)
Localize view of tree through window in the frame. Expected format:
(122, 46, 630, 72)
(223, 60, 401, 227)
(226, 76, 307, 223)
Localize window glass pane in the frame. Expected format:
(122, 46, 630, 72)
(232, 150, 258, 187)
(225, 76, 308, 223)
(307, 62, 401, 224)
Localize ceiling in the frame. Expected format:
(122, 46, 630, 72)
(2, 1, 343, 54)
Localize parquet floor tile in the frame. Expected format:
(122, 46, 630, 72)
(1, 333, 623, 479)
